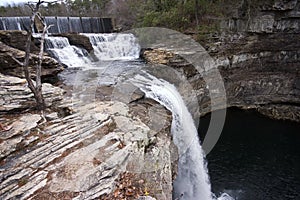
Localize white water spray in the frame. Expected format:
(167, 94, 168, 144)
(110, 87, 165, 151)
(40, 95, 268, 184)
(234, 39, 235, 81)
(83, 33, 140, 61)
(44, 36, 91, 68)
(131, 72, 213, 200)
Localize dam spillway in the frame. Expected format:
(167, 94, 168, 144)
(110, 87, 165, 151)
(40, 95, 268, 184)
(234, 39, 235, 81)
(0, 16, 113, 33)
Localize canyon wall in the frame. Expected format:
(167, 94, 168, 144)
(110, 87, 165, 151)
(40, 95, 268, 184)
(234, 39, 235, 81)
(143, 0, 300, 122)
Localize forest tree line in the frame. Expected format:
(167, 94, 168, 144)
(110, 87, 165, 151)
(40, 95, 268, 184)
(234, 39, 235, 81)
(0, 0, 273, 35)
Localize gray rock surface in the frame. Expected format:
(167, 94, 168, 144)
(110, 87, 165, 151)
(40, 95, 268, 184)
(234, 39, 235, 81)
(0, 74, 174, 200)
(221, 0, 300, 33)
(0, 73, 64, 113)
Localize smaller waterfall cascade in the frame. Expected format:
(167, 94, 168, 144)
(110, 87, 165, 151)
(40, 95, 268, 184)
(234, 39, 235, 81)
(84, 33, 140, 61)
(43, 33, 140, 68)
(44, 36, 91, 68)
(0, 17, 30, 31)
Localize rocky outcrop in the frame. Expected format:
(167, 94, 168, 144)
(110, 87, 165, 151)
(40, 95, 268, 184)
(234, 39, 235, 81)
(0, 73, 175, 200)
(0, 41, 63, 81)
(0, 30, 40, 53)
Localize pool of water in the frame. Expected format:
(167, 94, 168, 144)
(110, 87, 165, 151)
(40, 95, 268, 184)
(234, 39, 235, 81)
(198, 108, 300, 200)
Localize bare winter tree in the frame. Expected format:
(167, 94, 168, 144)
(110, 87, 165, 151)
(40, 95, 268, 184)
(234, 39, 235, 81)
(12, 0, 54, 111)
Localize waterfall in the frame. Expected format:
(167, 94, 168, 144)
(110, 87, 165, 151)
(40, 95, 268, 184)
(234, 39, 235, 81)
(43, 33, 140, 68)
(84, 33, 141, 61)
(44, 36, 91, 68)
(44, 17, 59, 33)
(56, 17, 70, 33)
(43, 32, 233, 199)
(81, 17, 92, 33)
(130, 72, 213, 200)
(0, 16, 113, 33)
(2, 17, 21, 31)
(69, 17, 83, 33)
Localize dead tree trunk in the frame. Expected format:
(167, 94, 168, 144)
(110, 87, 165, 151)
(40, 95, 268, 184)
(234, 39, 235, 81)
(13, 0, 52, 111)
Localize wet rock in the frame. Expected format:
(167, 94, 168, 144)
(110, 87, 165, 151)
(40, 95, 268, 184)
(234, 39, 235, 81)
(257, 104, 300, 122)
(54, 33, 94, 53)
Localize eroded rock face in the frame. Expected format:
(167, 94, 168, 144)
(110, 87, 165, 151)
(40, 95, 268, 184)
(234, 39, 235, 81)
(0, 73, 174, 200)
(0, 30, 40, 53)
(221, 0, 300, 33)
(0, 41, 63, 81)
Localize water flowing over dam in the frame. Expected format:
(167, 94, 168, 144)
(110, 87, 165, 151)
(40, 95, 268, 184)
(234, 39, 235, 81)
(0, 16, 113, 33)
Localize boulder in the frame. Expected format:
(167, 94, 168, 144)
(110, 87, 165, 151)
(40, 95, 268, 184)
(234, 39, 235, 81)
(53, 33, 94, 53)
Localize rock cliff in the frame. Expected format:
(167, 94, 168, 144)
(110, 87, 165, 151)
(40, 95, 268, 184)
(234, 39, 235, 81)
(142, 0, 300, 122)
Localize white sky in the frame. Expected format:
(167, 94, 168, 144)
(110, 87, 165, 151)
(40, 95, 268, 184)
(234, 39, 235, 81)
(0, 0, 63, 6)
(0, 0, 28, 6)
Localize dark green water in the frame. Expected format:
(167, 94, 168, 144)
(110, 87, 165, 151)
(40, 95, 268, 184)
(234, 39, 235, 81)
(198, 108, 300, 200)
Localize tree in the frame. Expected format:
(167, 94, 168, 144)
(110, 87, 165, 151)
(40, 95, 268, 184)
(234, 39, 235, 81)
(12, 0, 54, 111)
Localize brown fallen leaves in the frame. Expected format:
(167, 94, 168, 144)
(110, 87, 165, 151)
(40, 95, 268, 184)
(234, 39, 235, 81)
(100, 172, 148, 200)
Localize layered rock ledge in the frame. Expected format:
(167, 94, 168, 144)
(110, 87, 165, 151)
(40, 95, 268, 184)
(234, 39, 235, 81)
(0, 73, 175, 200)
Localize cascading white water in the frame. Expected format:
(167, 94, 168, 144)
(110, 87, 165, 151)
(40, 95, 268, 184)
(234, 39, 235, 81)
(44, 36, 91, 68)
(43, 33, 140, 68)
(83, 33, 140, 60)
(130, 72, 213, 200)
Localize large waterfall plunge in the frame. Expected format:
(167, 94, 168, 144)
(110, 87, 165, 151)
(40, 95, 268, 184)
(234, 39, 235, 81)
(130, 73, 213, 200)
(44, 33, 232, 200)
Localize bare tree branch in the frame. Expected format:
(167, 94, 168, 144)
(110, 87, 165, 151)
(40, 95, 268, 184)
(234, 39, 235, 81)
(12, 57, 24, 66)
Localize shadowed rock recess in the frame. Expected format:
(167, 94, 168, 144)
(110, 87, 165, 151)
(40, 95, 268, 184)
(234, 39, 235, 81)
(0, 31, 63, 82)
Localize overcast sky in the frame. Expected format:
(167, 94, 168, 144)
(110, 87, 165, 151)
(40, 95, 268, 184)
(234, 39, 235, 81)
(0, 0, 29, 6)
(0, 0, 63, 6)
